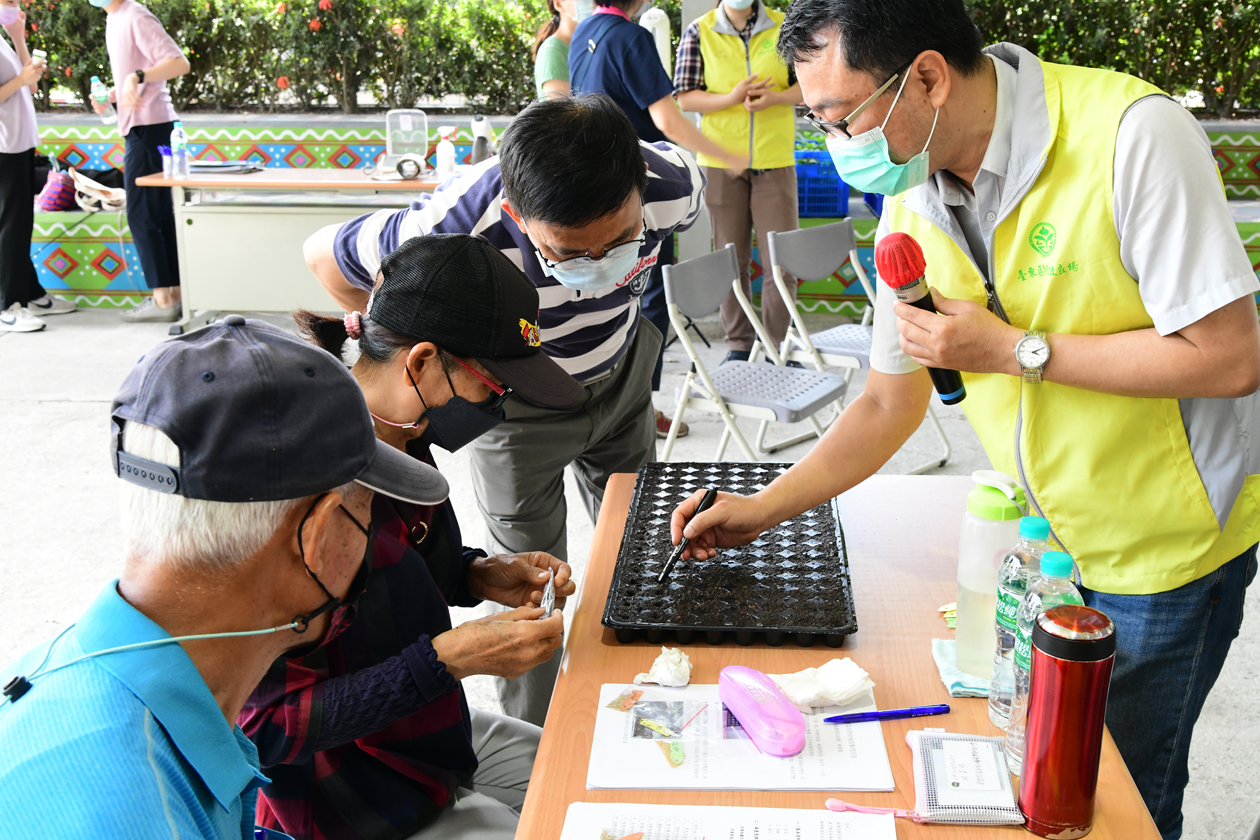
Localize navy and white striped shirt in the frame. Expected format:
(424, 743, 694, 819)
(333, 141, 705, 382)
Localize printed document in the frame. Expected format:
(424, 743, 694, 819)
(559, 801, 897, 840)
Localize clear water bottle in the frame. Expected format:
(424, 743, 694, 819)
(955, 471, 1024, 679)
(1005, 550, 1083, 775)
(90, 76, 117, 125)
(988, 516, 1050, 728)
(169, 121, 190, 180)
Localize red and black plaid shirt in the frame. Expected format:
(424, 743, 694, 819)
(240, 444, 485, 840)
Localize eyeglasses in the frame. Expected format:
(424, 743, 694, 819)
(803, 70, 904, 140)
(530, 214, 647, 272)
(451, 356, 514, 413)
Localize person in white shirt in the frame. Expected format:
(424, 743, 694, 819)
(0, 0, 76, 332)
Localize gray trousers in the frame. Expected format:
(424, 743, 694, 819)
(404, 708, 540, 840)
(469, 319, 661, 726)
(704, 165, 801, 352)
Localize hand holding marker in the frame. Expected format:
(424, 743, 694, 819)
(874, 233, 967, 405)
(659, 488, 718, 583)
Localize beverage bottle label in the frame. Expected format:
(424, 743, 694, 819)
(996, 589, 1020, 631)
(1013, 625, 1032, 672)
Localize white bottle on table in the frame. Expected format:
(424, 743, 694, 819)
(436, 126, 457, 179)
(90, 76, 117, 125)
(955, 471, 1024, 679)
(169, 121, 190, 180)
(1004, 550, 1084, 775)
(988, 515, 1050, 728)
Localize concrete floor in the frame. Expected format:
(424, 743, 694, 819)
(1, 308, 1256, 838)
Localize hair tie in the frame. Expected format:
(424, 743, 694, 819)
(344, 311, 363, 340)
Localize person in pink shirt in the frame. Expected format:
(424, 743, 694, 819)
(89, 0, 189, 323)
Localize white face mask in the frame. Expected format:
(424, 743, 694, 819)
(0, 5, 21, 25)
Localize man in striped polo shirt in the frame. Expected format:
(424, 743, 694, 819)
(304, 94, 705, 726)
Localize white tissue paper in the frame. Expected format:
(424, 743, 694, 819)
(633, 647, 693, 687)
(768, 658, 876, 713)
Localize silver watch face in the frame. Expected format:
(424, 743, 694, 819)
(1015, 336, 1050, 369)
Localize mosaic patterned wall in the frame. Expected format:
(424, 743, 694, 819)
(31, 123, 1260, 311)
(1209, 129, 1260, 199)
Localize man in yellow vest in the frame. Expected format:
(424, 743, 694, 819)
(669, 1, 1260, 836)
(675, 0, 803, 363)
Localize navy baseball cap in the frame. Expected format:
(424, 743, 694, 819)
(110, 314, 449, 505)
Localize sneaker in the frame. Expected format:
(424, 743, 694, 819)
(122, 297, 181, 323)
(722, 350, 751, 365)
(655, 409, 688, 439)
(26, 294, 78, 316)
(785, 360, 805, 369)
(0, 303, 46, 332)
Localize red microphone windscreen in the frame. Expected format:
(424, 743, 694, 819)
(875, 232, 927, 290)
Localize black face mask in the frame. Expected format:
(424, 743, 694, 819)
(410, 365, 507, 453)
(292, 495, 376, 641)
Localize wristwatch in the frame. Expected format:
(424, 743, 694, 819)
(1014, 330, 1050, 384)
(133, 69, 145, 84)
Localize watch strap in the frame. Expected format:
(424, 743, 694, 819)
(134, 69, 145, 84)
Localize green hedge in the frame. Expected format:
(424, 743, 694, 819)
(17, 0, 1260, 116)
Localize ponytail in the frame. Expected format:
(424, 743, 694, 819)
(532, 0, 562, 60)
(292, 309, 463, 376)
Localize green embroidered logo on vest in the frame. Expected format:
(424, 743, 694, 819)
(1029, 222, 1057, 257)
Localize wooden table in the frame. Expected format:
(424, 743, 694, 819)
(134, 170, 441, 334)
(517, 473, 1159, 839)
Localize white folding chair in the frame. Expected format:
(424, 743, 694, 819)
(764, 221, 952, 474)
(661, 243, 848, 462)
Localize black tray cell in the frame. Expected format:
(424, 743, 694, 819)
(601, 462, 857, 646)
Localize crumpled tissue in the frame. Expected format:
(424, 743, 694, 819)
(767, 658, 876, 713)
(633, 647, 692, 687)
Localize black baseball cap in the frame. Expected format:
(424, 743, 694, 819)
(370, 233, 583, 408)
(110, 315, 449, 505)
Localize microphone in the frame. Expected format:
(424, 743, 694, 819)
(874, 232, 966, 405)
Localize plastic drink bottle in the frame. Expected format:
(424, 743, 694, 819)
(1005, 550, 1084, 775)
(988, 516, 1050, 727)
(955, 471, 1024, 679)
(1020, 605, 1115, 837)
(169, 121, 189, 180)
(90, 76, 117, 125)
(436, 126, 457, 179)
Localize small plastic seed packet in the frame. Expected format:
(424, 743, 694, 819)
(606, 688, 643, 712)
(539, 573, 555, 617)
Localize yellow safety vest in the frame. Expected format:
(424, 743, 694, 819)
(695, 5, 794, 170)
(887, 58, 1260, 595)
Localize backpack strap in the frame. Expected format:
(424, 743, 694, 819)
(570, 13, 626, 94)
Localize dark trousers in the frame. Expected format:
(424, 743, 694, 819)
(641, 233, 673, 391)
(124, 122, 180, 289)
(0, 149, 44, 310)
(1080, 544, 1258, 839)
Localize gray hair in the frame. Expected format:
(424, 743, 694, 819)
(120, 422, 361, 573)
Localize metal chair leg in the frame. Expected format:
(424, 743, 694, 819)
(905, 404, 952, 475)
(661, 371, 694, 462)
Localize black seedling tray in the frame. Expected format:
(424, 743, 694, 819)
(602, 462, 856, 647)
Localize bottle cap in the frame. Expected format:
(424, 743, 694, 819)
(91, 75, 101, 82)
(1040, 551, 1073, 578)
(966, 482, 1025, 521)
(1019, 516, 1050, 540)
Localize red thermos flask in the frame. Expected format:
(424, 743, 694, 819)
(1018, 604, 1116, 838)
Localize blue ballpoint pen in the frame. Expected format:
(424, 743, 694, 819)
(824, 703, 951, 724)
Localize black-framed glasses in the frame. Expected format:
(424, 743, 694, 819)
(803, 70, 904, 140)
(529, 213, 648, 272)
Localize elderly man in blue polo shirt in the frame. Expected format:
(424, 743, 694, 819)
(0, 316, 449, 838)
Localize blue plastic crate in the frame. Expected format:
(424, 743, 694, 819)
(795, 149, 849, 218)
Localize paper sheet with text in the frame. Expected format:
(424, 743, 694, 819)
(559, 801, 897, 840)
(587, 683, 894, 791)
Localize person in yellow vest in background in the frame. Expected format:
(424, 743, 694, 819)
(675, 0, 804, 364)
(669, 1, 1260, 837)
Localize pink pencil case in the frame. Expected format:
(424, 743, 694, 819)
(719, 665, 806, 757)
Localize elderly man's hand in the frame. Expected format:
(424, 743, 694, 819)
(468, 552, 575, 609)
(894, 290, 1022, 375)
(431, 607, 564, 680)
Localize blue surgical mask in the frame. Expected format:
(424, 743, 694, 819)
(724, 0, 755, 10)
(526, 217, 648, 294)
(825, 72, 938, 196)
(573, 0, 594, 21)
(88, 0, 113, 9)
